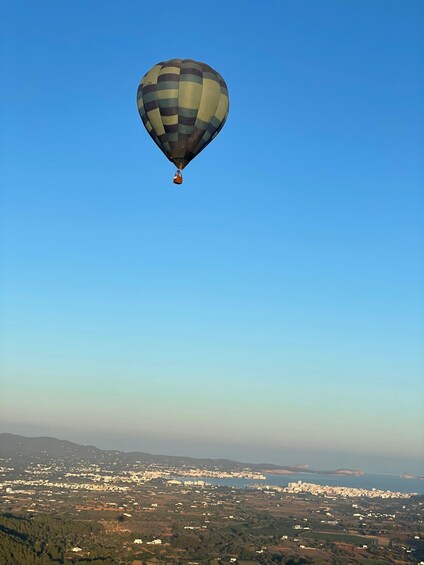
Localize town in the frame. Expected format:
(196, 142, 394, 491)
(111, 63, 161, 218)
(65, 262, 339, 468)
(0, 436, 423, 564)
(274, 480, 414, 499)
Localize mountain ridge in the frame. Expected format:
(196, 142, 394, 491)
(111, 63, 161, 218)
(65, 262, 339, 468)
(0, 432, 364, 475)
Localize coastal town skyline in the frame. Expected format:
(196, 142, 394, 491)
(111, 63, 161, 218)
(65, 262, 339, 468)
(1, 431, 422, 562)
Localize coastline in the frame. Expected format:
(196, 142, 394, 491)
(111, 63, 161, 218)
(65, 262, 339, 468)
(173, 472, 424, 495)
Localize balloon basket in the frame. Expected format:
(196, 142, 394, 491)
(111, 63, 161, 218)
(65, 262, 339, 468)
(173, 170, 183, 185)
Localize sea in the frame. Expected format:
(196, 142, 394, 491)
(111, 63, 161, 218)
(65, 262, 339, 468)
(174, 473, 424, 495)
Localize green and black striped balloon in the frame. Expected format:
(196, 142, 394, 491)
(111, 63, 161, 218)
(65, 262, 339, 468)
(137, 59, 229, 170)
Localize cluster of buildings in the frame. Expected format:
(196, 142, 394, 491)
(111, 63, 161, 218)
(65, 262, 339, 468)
(2, 479, 129, 493)
(174, 468, 266, 480)
(282, 480, 414, 499)
(2, 457, 417, 502)
(0, 459, 266, 497)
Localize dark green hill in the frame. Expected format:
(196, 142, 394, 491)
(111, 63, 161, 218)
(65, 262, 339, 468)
(0, 433, 247, 471)
(0, 433, 101, 458)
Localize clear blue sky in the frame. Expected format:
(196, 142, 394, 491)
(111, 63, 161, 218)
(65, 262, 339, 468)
(1, 0, 423, 474)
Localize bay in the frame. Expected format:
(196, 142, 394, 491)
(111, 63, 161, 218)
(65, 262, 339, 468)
(174, 473, 424, 494)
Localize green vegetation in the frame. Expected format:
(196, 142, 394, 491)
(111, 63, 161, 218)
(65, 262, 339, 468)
(0, 513, 113, 565)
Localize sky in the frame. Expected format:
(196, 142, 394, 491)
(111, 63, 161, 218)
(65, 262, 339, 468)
(1, 0, 423, 475)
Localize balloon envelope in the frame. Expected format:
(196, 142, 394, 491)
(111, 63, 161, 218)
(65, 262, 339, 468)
(137, 59, 229, 170)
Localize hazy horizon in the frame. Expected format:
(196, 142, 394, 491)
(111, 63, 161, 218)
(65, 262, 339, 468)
(2, 422, 423, 477)
(2, 1, 423, 481)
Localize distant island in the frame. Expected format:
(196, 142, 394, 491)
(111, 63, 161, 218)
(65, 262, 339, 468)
(401, 473, 424, 480)
(252, 461, 364, 476)
(258, 466, 364, 476)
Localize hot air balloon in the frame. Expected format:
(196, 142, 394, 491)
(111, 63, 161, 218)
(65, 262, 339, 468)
(137, 59, 229, 185)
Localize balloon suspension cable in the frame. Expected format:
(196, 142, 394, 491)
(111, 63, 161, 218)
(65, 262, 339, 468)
(173, 169, 183, 185)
